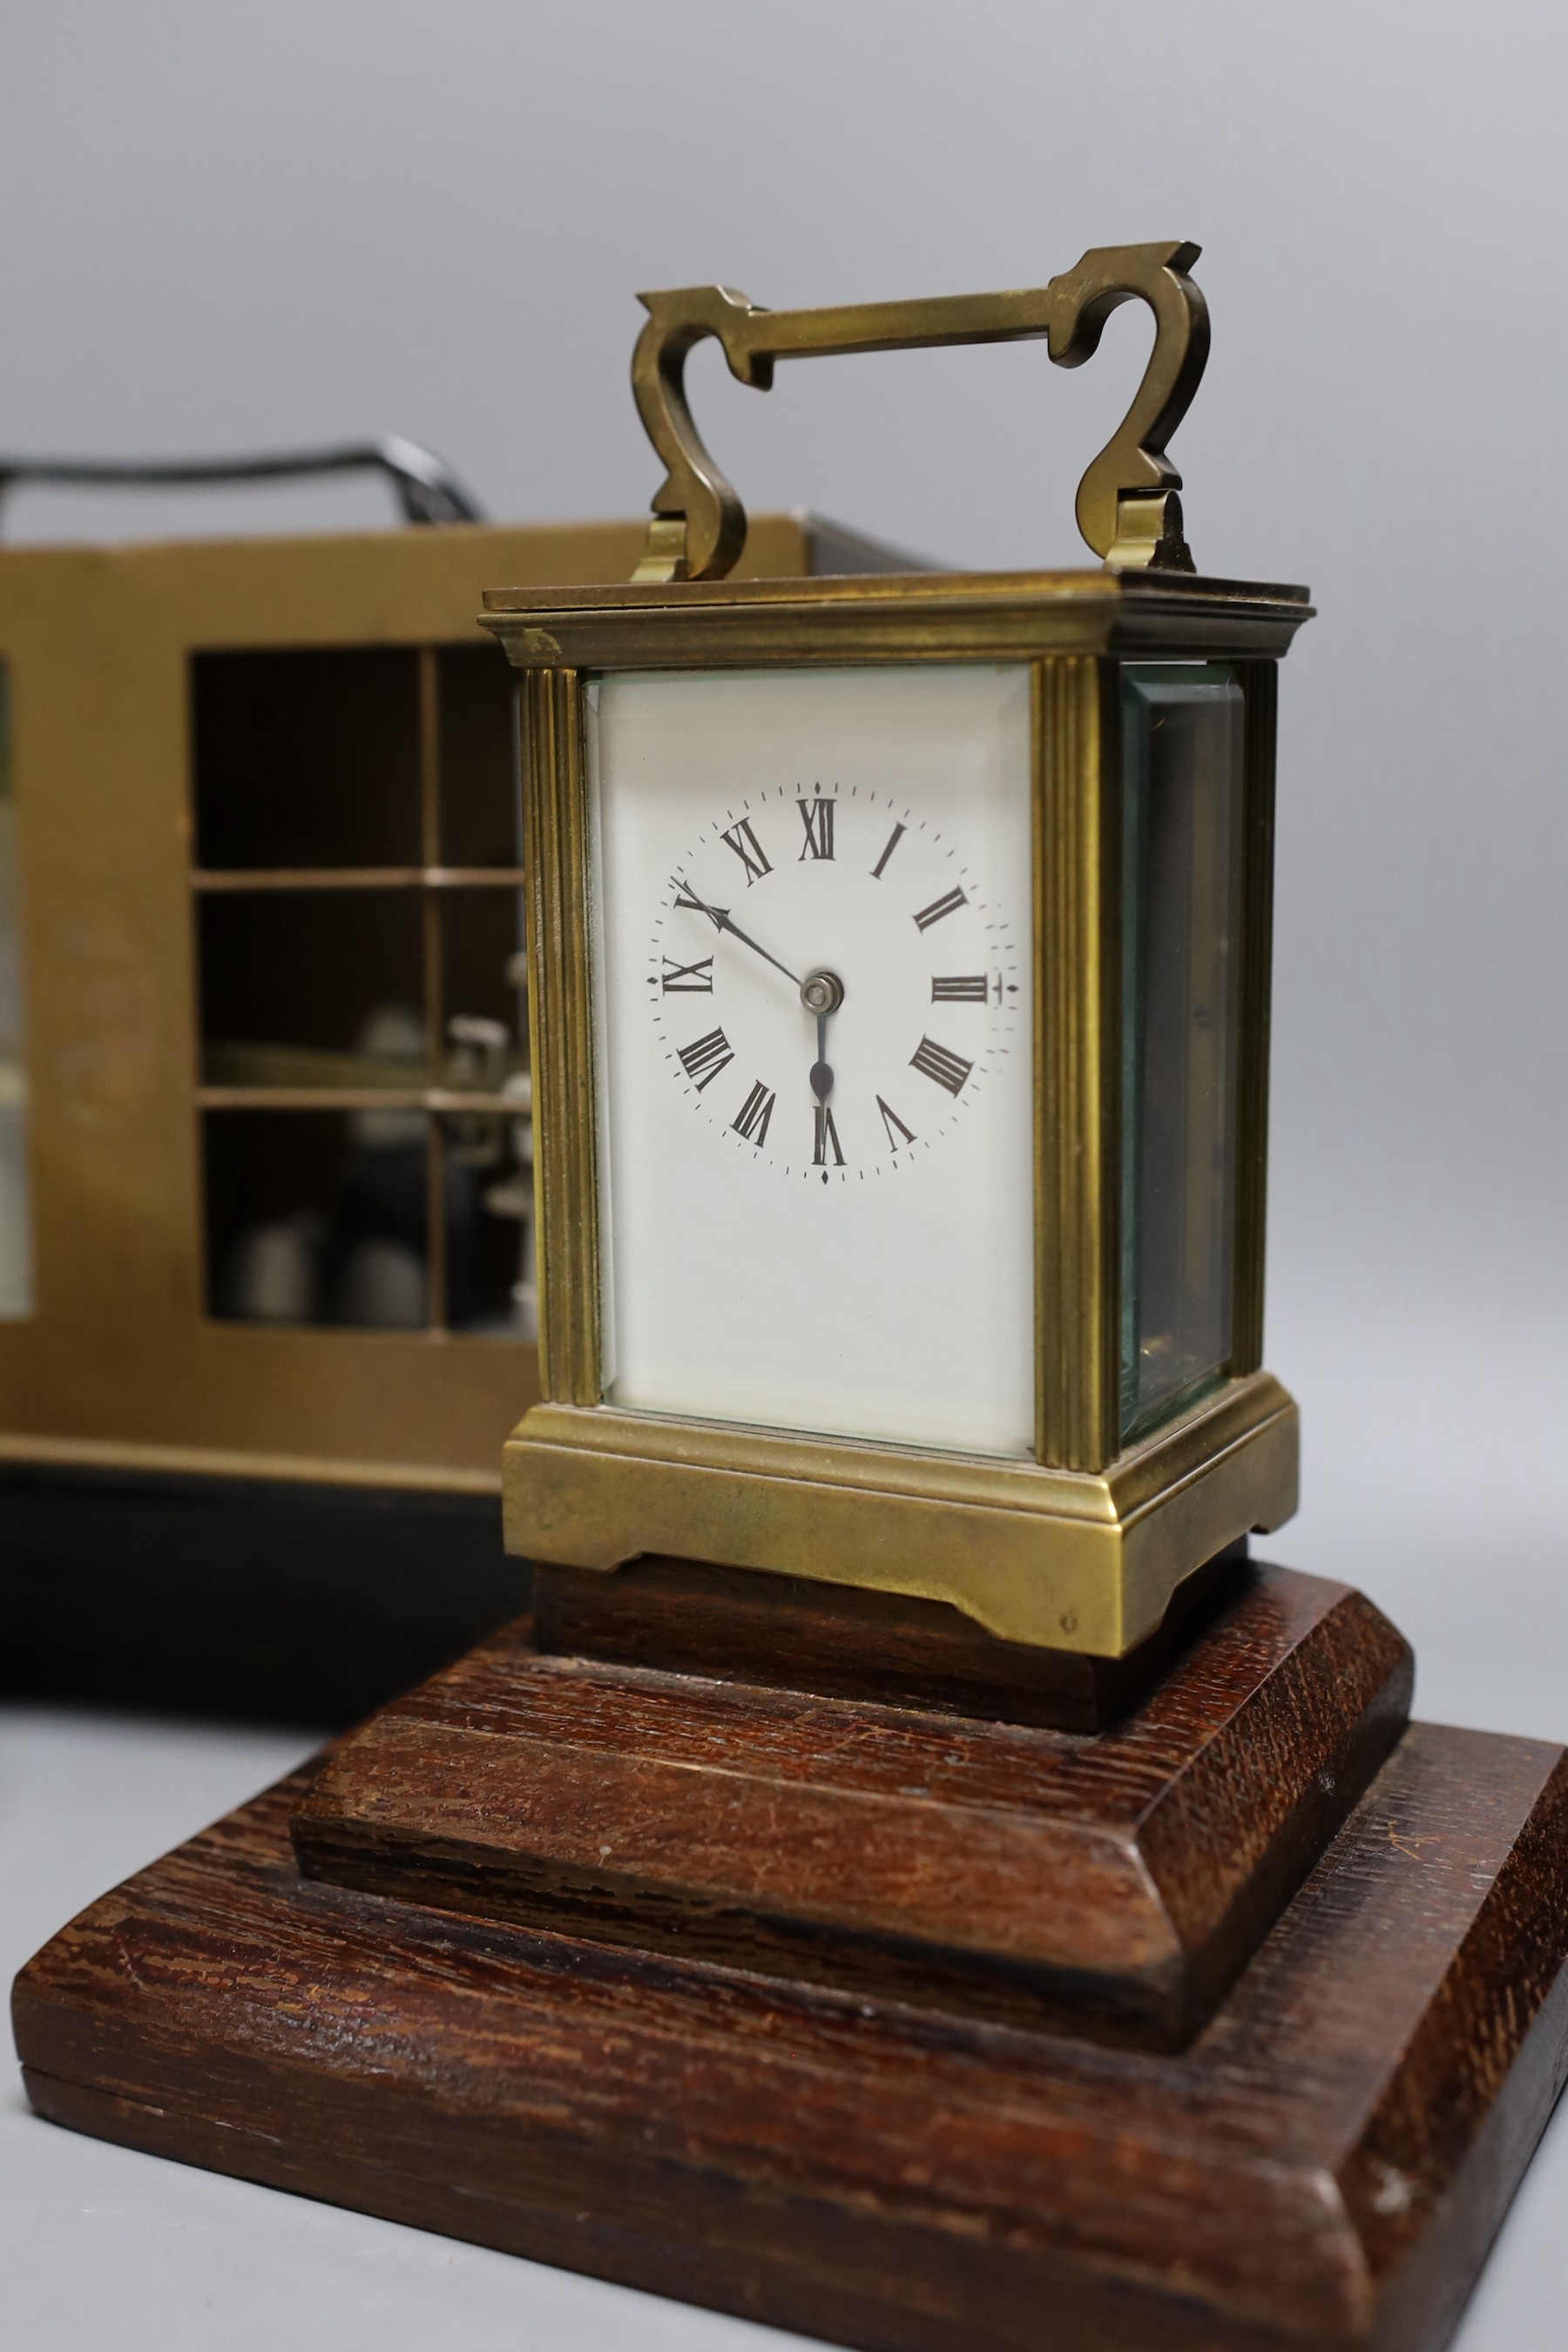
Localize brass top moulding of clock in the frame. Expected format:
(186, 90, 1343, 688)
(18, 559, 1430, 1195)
(482, 242, 1313, 1659)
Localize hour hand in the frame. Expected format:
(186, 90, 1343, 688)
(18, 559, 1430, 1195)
(811, 1025, 833, 1103)
(802, 970, 844, 1103)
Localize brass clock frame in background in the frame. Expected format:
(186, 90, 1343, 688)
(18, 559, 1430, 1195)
(484, 244, 1314, 1659)
(0, 507, 894, 1498)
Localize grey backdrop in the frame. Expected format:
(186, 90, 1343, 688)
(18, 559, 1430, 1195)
(2, 3, 1565, 2347)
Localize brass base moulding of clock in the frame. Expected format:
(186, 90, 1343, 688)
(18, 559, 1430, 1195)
(14, 246, 1568, 2352)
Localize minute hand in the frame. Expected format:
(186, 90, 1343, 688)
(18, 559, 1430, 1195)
(672, 880, 802, 990)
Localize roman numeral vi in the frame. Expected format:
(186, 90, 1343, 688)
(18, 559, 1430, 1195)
(813, 1104, 844, 1165)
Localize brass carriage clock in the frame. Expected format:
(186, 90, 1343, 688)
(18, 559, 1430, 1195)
(17, 246, 1568, 2352)
(483, 240, 1303, 1659)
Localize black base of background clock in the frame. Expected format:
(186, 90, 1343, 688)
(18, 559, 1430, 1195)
(0, 1462, 530, 1727)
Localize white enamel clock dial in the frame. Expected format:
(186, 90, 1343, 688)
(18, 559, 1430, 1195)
(589, 665, 1035, 1456)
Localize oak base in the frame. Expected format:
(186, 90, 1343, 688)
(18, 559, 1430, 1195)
(528, 1543, 1250, 1732)
(14, 1716, 1568, 2352)
(293, 1566, 1412, 2046)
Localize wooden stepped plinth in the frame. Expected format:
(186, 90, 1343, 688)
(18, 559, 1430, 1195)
(13, 1561, 1568, 2351)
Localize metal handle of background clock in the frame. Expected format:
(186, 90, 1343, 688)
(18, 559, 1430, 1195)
(0, 434, 486, 535)
(629, 240, 1209, 585)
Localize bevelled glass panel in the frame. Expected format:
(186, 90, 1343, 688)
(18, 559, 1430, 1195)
(1121, 665, 1244, 1438)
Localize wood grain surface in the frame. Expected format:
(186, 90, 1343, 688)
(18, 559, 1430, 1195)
(531, 1544, 1247, 1731)
(14, 1718, 1568, 2352)
(293, 1566, 1412, 2044)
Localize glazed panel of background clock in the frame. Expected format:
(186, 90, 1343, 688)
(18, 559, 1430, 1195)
(192, 643, 533, 1343)
(590, 666, 1035, 1456)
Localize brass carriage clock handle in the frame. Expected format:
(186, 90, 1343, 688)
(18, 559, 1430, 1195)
(629, 240, 1210, 583)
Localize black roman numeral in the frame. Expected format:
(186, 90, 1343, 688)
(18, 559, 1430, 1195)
(720, 818, 772, 885)
(909, 1035, 973, 1095)
(913, 885, 967, 932)
(732, 1079, 775, 1146)
(671, 875, 732, 936)
(661, 954, 714, 993)
(870, 821, 906, 879)
(813, 1104, 844, 1166)
(931, 974, 988, 1002)
(876, 1095, 916, 1150)
(797, 798, 835, 860)
(677, 1028, 734, 1091)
